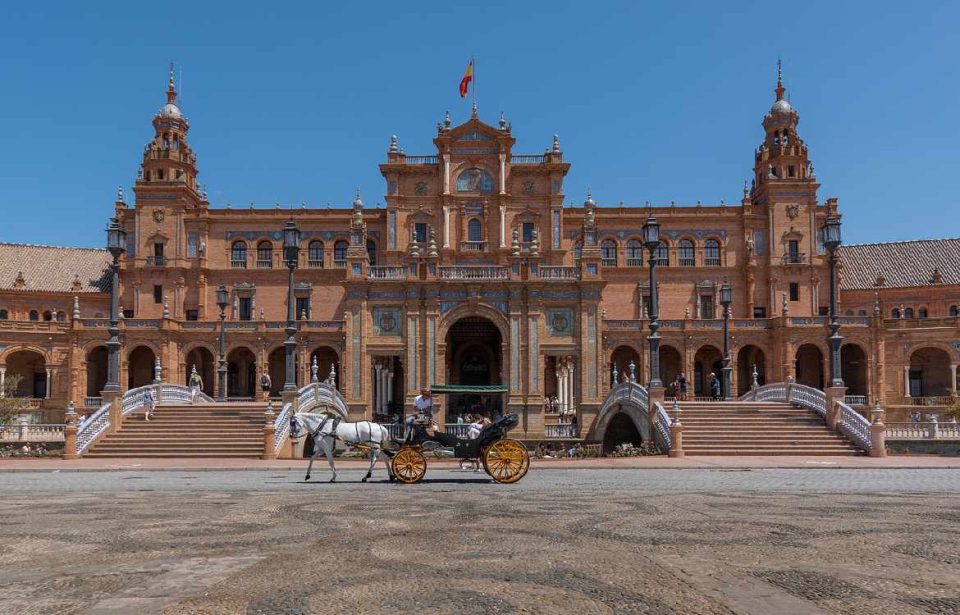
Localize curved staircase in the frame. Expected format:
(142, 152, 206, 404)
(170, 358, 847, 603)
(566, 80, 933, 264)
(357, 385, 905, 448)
(678, 401, 861, 455)
(84, 403, 266, 458)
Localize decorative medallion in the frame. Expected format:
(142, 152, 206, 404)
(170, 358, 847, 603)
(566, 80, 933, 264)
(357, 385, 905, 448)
(152, 209, 165, 223)
(414, 181, 428, 196)
(373, 307, 401, 335)
(547, 308, 574, 336)
(522, 181, 535, 195)
(786, 204, 799, 220)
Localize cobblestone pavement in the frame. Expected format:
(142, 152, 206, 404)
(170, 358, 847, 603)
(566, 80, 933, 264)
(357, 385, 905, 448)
(0, 469, 958, 614)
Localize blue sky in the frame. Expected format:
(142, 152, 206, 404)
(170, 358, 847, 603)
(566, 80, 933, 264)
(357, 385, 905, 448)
(1, 1, 958, 247)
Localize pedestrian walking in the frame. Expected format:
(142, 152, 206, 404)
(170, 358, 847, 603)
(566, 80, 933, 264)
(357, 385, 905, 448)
(260, 371, 272, 402)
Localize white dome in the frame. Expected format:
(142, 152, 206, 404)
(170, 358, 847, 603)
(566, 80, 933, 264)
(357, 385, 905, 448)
(157, 103, 183, 119)
(770, 99, 795, 115)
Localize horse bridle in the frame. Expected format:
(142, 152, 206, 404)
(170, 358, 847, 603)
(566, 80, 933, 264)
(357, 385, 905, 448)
(289, 413, 340, 442)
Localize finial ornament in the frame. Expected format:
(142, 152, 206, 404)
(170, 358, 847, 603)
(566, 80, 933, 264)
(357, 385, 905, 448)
(389, 134, 398, 153)
(873, 292, 881, 316)
(444, 110, 451, 129)
(775, 57, 785, 101)
(471, 100, 478, 118)
(117, 185, 124, 202)
(169, 61, 175, 89)
(499, 111, 506, 130)
(553, 134, 560, 153)
(311, 356, 319, 383)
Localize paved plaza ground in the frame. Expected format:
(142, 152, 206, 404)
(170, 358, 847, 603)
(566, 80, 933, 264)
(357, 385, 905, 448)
(0, 467, 958, 614)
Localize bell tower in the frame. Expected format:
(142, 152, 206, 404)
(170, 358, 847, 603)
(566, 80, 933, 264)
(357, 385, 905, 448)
(752, 60, 814, 195)
(135, 63, 202, 204)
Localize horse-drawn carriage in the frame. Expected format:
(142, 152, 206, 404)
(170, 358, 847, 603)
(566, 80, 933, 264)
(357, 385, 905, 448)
(289, 408, 530, 484)
(390, 413, 530, 484)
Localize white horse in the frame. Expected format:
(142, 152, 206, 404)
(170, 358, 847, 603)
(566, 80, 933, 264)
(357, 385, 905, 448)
(289, 412, 394, 483)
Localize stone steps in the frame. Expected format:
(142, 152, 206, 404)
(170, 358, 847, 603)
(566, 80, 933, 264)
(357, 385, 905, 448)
(85, 403, 267, 459)
(675, 400, 861, 456)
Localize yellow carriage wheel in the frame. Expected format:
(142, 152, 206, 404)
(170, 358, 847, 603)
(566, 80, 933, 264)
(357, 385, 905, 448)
(482, 438, 530, 484)
(391, 447, 427, 484)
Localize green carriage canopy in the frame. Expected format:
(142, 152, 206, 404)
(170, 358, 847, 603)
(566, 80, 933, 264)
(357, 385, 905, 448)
(428, 384, 509, 394)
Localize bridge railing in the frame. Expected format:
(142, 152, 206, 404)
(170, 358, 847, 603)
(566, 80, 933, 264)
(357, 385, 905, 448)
(886, 421, 960, 440)
(739, 379, 826, 416)
(653, 401, 671, 452)
(836, 400, 873, 451)
(274, 376, 349, 451)
(1, 423, 65, 443)
(75, 402, 111, 455)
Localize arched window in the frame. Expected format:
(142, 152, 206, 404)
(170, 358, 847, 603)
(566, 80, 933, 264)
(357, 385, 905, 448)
(626, 240, 644, 266)
(333, 240, 348, 267)
(0, 309, 7, 320)
(467, 218, 482, 242)
(230, 241, 247, 268)
(573, 241, 583, 262)
(601, 240, 618, 267)
(256, 241, 273, 268)
(456, 168, 494, 193)
(704, 239, 721, 266)
(654, 241, 669, 267)
(950, 305, 959, 317)
(892, 308, 901, 319)
(29, 310, 39, 321)
(366, 239, 377, 266)
(57, 312, 66, 322)
(679, 240, 695, 266)
(918, 307, 928, 319)
(904, 307, 914, 319)
(308, 241, 324, 268)
(43, 310, 53, 321)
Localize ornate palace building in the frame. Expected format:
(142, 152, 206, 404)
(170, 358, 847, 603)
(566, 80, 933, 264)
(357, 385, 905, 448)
(1, 67, 958, 441)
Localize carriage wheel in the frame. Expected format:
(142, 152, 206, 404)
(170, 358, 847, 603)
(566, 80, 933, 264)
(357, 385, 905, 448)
(391, 447, 427, 484)
(482, 438, 530, 484)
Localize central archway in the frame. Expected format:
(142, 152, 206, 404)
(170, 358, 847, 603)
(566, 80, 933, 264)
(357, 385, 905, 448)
(444, 315, 504, 421)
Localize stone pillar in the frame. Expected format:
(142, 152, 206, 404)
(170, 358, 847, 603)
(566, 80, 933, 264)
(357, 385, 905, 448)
(0, 367, 5, 396)
(557, 363, 565, 413)
(45, 369, 52, 398)
(869, 402, 886, 458)
(904, 365, 911, 397)
(499, 205, 507, 248)
(374, 363, 382, 414)
(63, 403, 78, 459)
(443, 154, 451, 194)
(825, 386, 847, 431)
(499, 153, 506, 194)
(387, 369, 394, 408)
(668, 400, 684, 458)
(555, 363, 562, 414)
(951, 364, 958, 395)
(262, 402, 277, 460)
(568, 359, 575, 412)
(442, 206, 451, 248)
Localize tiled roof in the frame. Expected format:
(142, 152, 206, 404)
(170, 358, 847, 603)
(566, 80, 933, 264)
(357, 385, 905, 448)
(837, 238, 960, 290)
(0, 243, 111, 293)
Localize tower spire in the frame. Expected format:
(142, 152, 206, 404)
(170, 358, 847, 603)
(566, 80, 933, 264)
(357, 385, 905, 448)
(167, 61, 177, 105)
(775, 57, 785, 101)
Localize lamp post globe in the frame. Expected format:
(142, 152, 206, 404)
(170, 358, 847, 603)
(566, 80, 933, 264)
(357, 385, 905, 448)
(823, 215, 844, 388)
(103, 218, 126, 395)
(642, 216, 663, 388)
(216, 284, 229, 401)
(720, 281, 733, 400)
(282, 220, 301, 393)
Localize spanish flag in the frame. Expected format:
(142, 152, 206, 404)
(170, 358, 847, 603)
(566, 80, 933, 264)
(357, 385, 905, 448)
(459, 60, 473, 98)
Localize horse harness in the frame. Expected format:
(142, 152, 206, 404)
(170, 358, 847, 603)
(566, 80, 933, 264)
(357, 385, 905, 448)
(311, 415, 383, 451)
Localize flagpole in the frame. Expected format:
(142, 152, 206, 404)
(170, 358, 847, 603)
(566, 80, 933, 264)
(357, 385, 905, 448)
(472, 56, 477, 116)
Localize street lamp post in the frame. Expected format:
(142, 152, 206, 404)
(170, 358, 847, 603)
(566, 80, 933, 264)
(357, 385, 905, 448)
(720, 281, 733, 400)
(643, 216, 662, 388)
(282, 220, 301, 393)
(822, 215, 844, 388)
(103, 218, 126, 394)
(216, 284, 229, 401)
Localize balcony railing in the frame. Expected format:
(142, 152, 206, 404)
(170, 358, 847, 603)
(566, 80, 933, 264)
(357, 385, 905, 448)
(332, 259, 347, 269)
(544, 424, 580, 439)
(307, 259, 324, 269)
(368, 266, 405, 280)
(459, 241, 486, 252)
(781, 253, 807, 265)
(626, 257, 644, 267)
(145, 256, 166, 266)
(511, 154, 546, 164)
(404, 155, 439, 165)
(679, 258, 695, 267)
(886, 422, 960, 440)
(705, 257, 721, 266)
(83, 396, 103, 408)
(439, 266, 509, 280)
(0, 424, 65, 443)
(230, 260, 247, 269)
(256, 259, 273, 269)
(539, 266, 580, 280)
(844, 395, 869, 406)
(907, 396, 954, 407)
(601, 258, 617, 267)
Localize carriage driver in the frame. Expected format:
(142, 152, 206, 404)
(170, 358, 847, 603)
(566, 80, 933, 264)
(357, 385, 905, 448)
(413, 388, 433, 420)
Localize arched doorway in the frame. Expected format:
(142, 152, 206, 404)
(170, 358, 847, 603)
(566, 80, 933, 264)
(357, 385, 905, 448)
(127, 346, 156, 389)
(4, 350, 47, 398)
(309, 346, 340, 390)
(610, 345, 641, 383)
(795, 344, 824, 389)
(660, 345, 683, 396)
(227, 347, 257, 398)
(445, 316, 503, 420)
(908, 347, 953, 397)
(694, 345, 723, 397)
(184, 347, 215, 396)
(841, 344, 868, 397)
(85, 346, 108, 397)
(602, 412, 642, 453)
(737, 345, 766, 396)
(267, 347, 297, 396)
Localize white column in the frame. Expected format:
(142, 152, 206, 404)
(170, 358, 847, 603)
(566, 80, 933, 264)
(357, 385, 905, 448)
(499, 206, 507, 248)
(443, 206, 451, 248)
(567, 359, 575, 412)
(45, 369, 52, 398)
(381, 367, 389, 413)
(951, 364, 957, 395)
(387, 369, 394, 407)
(0, 368, 6, 397)
(443, 154, 451, 194)
(374, 363, 383, 413)
(555, 363, 562, 413)
(499, 153, 506, 194)
(904, 366, 911, 397)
